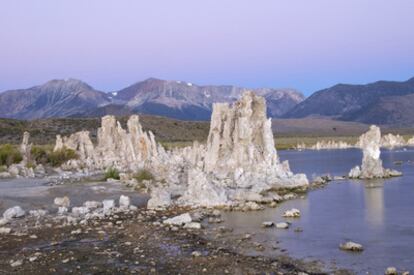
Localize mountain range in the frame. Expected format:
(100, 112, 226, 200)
(0, 78, 303, 121)
(1, 76, 414, 126)
(284, 77, 414, 126)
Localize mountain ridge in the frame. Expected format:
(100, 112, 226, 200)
(0, 78, 304, 121)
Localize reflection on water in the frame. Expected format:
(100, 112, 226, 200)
(219, 148, 414, 274)
(364, 180, 384, 227)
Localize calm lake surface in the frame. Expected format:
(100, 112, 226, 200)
(222, 148, 414, 274)
(0, 179, 148, 213)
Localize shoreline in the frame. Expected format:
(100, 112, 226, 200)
(0, 198, 352, 275)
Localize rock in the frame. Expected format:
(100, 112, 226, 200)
(262, 221, 274, 228)
(283, 208, 301, 218)
(83, 201, 102, 209)
(29, 256, 38, 262)
(275, 222, 289, 229)
(29, 209, 48, 218)
(163, 213, 192, 226)
(348, 166, 362, 178)
(72, 207, 90, 217)
(0, 227, 12, 234)
(183, 222, 202, 229)
(119, 195, 131, 209)
(10, 259, 23, 267)
(3, 206, 25, 220)
(384, 267, 398, 275)
(103, 199, 115, 212)
(71, 229, 82, 235)
(58, 207, 68, 215)
(0, 172, 11, 178)
(54, 196, 71, 208)
(339, 241, 364, 252)
(0, 218, 9, 226)
(191, 251, 202, 257)
(243, 202, 264, 211)
(147, 188, 172, 210)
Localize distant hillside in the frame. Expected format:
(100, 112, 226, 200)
(2, 116, 413, 147)
(284, 77, 414, 126)
(0, 78, 304, 121)
(0, 115, 210, 145)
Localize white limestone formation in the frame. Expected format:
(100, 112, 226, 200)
(149, 92, 309, 209)
(349, 125, 401, 179)
(297, 140, 354, 150)
(380, 133, 406, 149)
(54, 115, 167, 172)
(50, 93, 308, 209)
(408, 136, 414, 146)
(20, 131, 32, 165)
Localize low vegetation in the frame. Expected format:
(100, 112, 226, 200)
(105, 167, 120, 180)
(47, 148, 78, 167)
(0, 144, 22, 166)
(133, 169, 154, 182)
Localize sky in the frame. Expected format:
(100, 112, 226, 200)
(0, 0, 413, 96)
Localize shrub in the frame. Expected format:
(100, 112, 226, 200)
(105, 167, 120, 180)
(31, 146, 49, 165)
(0, 144, 22, 166)
(133, 169, 154, 182)
(47, 148, 78, 167)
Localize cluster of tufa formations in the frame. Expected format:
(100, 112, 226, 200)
(52, 92, 309, 209)
(1, 92, 407, 208)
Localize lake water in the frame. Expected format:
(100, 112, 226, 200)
(0, 179, 148, 213)
(221, 148, 414, 274)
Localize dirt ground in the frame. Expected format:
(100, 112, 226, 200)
(0, 207, 353, 275)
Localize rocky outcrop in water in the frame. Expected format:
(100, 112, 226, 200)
(296, 140, 354, 150)
(148, 92, 309, 209)
(380, 133, 406, 149)
(349, 125, 402, 179)
(408, 136, 414, 146)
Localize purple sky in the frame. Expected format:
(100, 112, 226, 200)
(1, 0, 413, 95)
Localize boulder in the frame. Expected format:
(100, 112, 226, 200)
(83, 201, 102, 209)
(275, 222, 289, 229)
(71, 207, 90, 217)
(385, 267, 398, 275)
(103, 200, 115, 212)
(3, 206, 25, 220)
(163, 213, 192, 226)
(0, 227, 12, 234)
(119, 195, 131, 209)
(54, 196, 71, 208)
(283, 208, 301, 218)
(262, 221, 275, 228)
(339, 241, 364, 252)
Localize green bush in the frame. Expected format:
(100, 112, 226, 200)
(47, 148, 78, 167)
(0, 144, 22, 166)
(133, 169, 154, 182)
(31, 146, 49, 165)
(105, 167, 120, 180)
